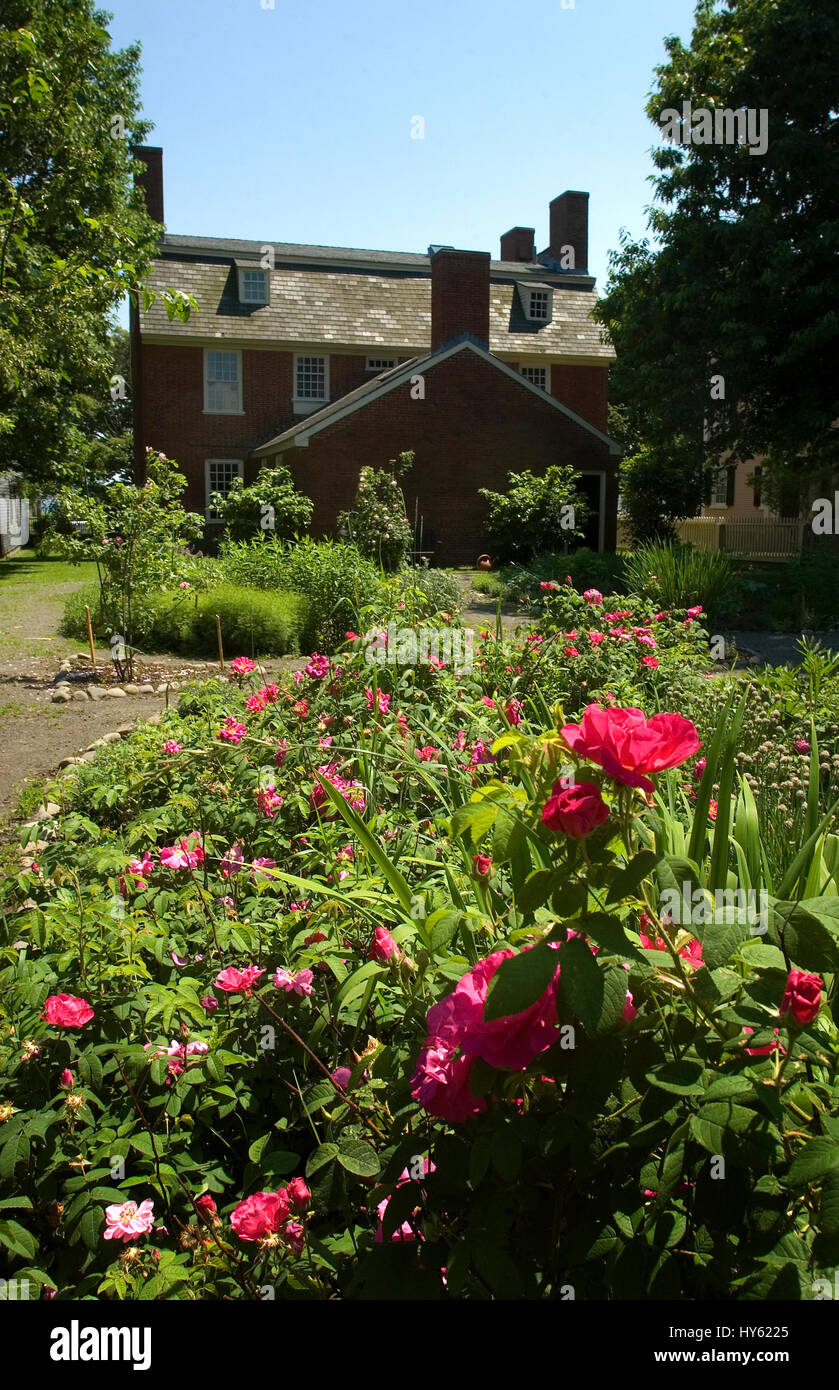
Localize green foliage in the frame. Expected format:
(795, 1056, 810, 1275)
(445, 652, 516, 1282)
(2, 632, 838, 1301)
(218, 535, 386, 650)
(61, 581, 308, 658)
(623, 543, 735, 617)
(597, 0, 839, 504)
(502, 550, 628, 605)
(45, 451, 203, 677)
(0, 2, 191, 490)
(383, 563, 462, 620)
(479, 466, 588, 564)
(619, 445, 705, 546)
(211, 467, 313, 543)
(337, 452, 414, 572)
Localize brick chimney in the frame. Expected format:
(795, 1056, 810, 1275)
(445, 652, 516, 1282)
(133, 146, 164, 224)
(500, 226, 535, 263)
(549, 190, 588, 271)
(430, 248, 490, 351)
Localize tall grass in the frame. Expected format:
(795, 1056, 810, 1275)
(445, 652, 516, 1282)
(623, 543, 734, 616)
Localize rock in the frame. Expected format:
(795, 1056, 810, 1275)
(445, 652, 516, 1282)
(105, 687, 126, 698)
(57, 757, 78, 769)
(122, 683, 140, 695)
(101, 732, 122, 744)
(52, 691, 71, 703)
(154, 685, 168, 695)
(87, 685, 106, 701)
(115, 725, 134, 738)
(136, 683, 155, 694)
(59, 661, 72, 673)
(73, 653, 92, 664)
(76, 750, 98, 762)
(147, 713, 161, 726)
(71, 689, 90, 702)
(33, 802, 61, 821)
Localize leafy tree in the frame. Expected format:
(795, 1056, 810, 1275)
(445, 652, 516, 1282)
(619, 445, 706, 545)
(479, 465, 587, 564)
(0, 1, 195, 494)
(596, 0, 839, 515)
(212, 465, 313, 543)
(338, 451, 414, 572)
(45, 450, 203, 679)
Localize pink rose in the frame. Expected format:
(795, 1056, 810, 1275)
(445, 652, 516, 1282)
(41, 994, 94, 1028)
(274, 966, 314, 996)
(583, 589, 603, 604)
(472, 853, 493, 878)
(410, 1039, 487, 1123)
(561, 704, 700, 795)
(214, 965, 265, 996)
(541, 780, 609, 838)
(425, 948, 562, 1072)
(104, 1198, 155, 1242)
(230, 1190, 290, 1241)
(231, 657, 256, 676)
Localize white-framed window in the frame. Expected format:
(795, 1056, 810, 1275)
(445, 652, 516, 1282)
(238, 268, 269, 305)
(293, 354, 329, 414)
(205, 459, 244, 522)
(709, 467, 730, 508)
(365, 357, 397, 372)
(204, 350, 243, 414)
(520, 365, 549, 391)
(522, 287, 553, 323)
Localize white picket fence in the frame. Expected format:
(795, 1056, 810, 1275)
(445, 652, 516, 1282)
(675, 516, 805, 558)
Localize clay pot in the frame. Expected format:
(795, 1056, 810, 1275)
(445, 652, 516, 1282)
(476, 554, 493, 571)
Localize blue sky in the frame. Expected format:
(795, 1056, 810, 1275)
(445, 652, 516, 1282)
(106, 0, 699, 289)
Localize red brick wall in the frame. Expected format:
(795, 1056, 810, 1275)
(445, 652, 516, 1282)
(549, 364, 609, 433)
(282, 348, 616, 565)
(138, 345, 397, 514)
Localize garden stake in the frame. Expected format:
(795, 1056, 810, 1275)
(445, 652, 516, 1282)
(84, 604, 96, 669)
(216, 613, 224, 671)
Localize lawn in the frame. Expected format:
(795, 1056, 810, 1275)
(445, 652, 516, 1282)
(0, 551, 99, 669)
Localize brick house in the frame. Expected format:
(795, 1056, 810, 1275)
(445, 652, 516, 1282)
(131, 148, 618, 565)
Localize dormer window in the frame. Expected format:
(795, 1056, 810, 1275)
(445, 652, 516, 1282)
(520, 284, 553, 323)
(237, 267, 269, 305)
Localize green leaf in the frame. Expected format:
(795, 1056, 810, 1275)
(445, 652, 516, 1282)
(570, 913, 646, 963)
(426, 908, 462, 952)
(787, 1138, 839, 1187)
(484, 944, 557, 1021)
(491, 1129, 522, 1182)
(260, 1150, 300, 1177)
(606, 850, 659, 904)
(646, 1061, 705, 1095)
(337, 1141, 380, 1178)
(559, 938, 626, 1034)
(0, 1219, 37, 1260)
(516, 868, 560, 916)
(306, 1143, 339, 1178)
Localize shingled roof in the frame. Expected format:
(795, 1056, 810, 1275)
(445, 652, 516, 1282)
(139, 235, 614, 363)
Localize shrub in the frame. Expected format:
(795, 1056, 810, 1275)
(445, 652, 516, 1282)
(479, 465, 588, 564)
(211, 466, 313, 542)
(62, 583, 309, 657)
(382, 563, 462, 620)
(337, 452, 414, 571)
(218, 536, 386, 649)
(623, 542, 735, 618)
(503, 549, 627, 605)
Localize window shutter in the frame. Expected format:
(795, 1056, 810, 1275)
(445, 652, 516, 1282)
(725, 466, 736, 507)
(752, 466, 762, 509)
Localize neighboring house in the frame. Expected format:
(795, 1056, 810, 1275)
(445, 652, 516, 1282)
(131, 148, 619, 565)
(702, 458, 770, 520)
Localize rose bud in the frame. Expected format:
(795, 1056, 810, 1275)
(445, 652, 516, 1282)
(472, 854, 493, 878)
(779, 969, 823, 1028)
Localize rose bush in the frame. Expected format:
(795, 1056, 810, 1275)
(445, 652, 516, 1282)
(2, 617, 839, 1301)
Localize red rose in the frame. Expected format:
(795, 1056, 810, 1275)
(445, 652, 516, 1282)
(541, 781, 609, 838)
(472, 854, 493, 878)
(194, 1194, 218, 1220)
(230, 1190, 291, 1241)
(41, 994, 94, 1028)
(779, 969, 823, 1028)
(561, 704, 700, 794)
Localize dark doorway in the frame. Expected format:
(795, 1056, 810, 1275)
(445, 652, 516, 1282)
(575, 473, 603, 550)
